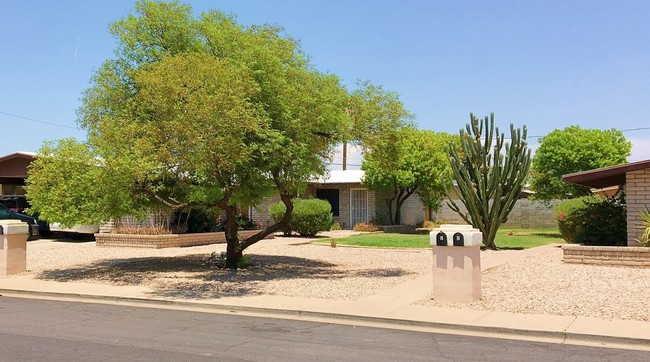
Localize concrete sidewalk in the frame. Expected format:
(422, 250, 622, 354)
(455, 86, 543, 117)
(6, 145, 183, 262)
(1, 243, 649, 351)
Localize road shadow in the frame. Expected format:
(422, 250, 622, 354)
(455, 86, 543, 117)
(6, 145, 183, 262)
(37, 253, 411, 299)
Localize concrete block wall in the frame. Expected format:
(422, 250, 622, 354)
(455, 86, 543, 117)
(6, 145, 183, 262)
(432, 198, 559, 229)
(626, 169, 650, 246)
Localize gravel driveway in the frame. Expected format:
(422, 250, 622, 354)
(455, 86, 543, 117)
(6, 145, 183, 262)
(19, 232, 650, 322)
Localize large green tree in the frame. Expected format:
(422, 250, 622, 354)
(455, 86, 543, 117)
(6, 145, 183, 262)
(362, 128, 454, 225)
(447, 113, 531, 250)
(26, 0, 347, 269)
(530, 126, 631, 200)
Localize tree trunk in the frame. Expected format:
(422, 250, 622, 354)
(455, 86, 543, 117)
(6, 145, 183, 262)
(392, 187, 416, 226)
(223, 205, 241, 270)
(393, 203, 401, 225)
(386, 198, 395, 225)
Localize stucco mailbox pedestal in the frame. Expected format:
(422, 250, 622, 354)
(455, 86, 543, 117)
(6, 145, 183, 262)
(430, 224, 482, 303)
(0, 220, 28, 276)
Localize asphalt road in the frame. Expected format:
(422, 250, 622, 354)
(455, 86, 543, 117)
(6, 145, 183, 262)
(0, 297, 648, 361)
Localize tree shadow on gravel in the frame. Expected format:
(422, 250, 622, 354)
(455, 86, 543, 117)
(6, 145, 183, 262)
(37, 254, 411, 299)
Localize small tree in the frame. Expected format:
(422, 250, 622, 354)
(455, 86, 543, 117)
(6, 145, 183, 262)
(446, 113, 531, 250)
(530, 126, 631, 200)
(362, 128, 454, 225)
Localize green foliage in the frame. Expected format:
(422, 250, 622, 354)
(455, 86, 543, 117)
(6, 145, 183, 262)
(235, 215, 260, 231)
(362, 128, 455, 225)
(28, 0, 349, 268)
(530, 126, 631, 200)
(637, 209, 650, 246)
(554, 196, 598, 242)
(25, 139, 147, 227)
(269, 198, 333, 236)
(330, 221, 342, 231)
(555, 195, 626, 246)
(446, 113, 532, 250)
(346, 81, 414, 149)
(268, 202, 293, 236)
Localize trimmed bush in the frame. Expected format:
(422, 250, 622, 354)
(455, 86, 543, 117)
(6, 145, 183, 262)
(554, 196, 597, 243)
(269, 198, 333, 236)
(268, 202, 293, 236)
(555, 195, 626, 246)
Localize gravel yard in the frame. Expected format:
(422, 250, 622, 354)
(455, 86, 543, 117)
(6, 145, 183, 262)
(18, 233, 650, 322)
(25, 235, 432, 300)
(416, 248, 650, 322)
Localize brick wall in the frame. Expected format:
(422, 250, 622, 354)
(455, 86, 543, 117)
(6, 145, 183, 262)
(626, 169, 650, 247)
(374, 189, 425, 226)
(563, 245, 650, 267)
(249, 194, 282, 228)
(96, 230, 272, 248)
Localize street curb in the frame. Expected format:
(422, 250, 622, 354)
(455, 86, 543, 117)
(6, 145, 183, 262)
(2, 288, 649, 350)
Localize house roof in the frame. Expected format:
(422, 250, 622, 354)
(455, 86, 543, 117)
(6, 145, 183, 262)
(0, 152, 36, 163)
(311, 170, 364, 184)
(562, 159, 650, 189)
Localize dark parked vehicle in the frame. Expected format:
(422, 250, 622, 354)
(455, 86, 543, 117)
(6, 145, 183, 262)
(0, 203, 39, 239)
(0, 195, 30, 213)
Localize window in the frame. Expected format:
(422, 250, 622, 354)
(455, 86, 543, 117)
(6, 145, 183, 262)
(316, 189, 339, 217)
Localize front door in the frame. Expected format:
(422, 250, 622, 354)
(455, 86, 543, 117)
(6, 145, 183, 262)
(350, 189, 368, 228)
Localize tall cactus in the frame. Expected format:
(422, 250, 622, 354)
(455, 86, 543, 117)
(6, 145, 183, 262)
(446, 113, 531, 250)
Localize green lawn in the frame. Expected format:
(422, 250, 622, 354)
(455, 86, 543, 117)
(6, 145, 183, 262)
(320, 228, 564, 250)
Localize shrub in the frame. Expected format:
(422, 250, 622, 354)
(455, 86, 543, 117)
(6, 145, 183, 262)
(554, 196, 598, 242)
(421, 220, 440, 229)
(353, 221, 380, 232)
(269, 198, 333, 236)
(555, 195, 626, 246)
(235, 215, 260, 231)
(268, 202, 293, 236)
(330, 221, 342, 231)
(174, 207, 221, 233)
(636, 209, 650, 247)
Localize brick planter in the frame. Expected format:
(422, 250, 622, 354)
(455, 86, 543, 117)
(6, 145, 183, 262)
(95, 230, 273, 249)
(562, 245, 650, 267)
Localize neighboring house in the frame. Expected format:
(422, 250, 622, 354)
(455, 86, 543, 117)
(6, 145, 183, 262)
(248, 170, 426, 230)
(0, 152, 35, 196)
(563, 159, 650, 246)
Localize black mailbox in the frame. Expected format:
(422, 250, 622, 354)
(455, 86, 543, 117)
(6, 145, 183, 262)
(436, 232, 447, 246)
(453, 232, 464, 246)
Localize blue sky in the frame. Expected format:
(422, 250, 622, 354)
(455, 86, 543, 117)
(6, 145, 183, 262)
(2, 0, 649, 166)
